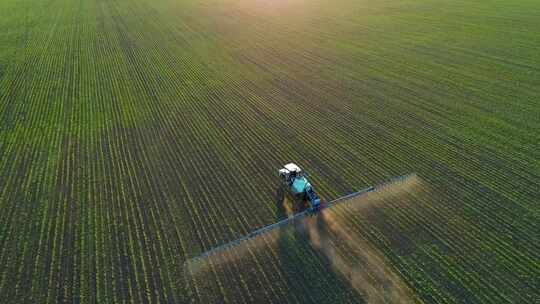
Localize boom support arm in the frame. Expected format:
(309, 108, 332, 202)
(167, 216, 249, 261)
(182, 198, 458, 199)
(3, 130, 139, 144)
(305, 185, 321, 211)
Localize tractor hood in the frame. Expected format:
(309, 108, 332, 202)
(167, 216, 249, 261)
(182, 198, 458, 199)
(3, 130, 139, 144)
(291, 176, 310, 195)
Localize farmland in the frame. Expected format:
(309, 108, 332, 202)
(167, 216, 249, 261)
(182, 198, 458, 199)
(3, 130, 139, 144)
(0, 0, 539, 302)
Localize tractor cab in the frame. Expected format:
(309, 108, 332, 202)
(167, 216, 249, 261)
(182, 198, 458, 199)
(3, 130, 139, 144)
(279, 163, 303, 185)
(279, 163, 311, 193)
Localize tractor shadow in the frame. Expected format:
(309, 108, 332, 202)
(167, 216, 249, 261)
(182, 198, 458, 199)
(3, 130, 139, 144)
(274, 185, 363, 303)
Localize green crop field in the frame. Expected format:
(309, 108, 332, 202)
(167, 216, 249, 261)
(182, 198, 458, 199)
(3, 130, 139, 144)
(1, 0, 539, 302)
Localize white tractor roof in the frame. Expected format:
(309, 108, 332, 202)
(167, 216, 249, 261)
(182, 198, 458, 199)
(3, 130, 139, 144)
(284, 163, 302, 172)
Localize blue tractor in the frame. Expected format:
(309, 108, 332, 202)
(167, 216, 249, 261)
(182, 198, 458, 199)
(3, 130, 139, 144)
(278, 163, 322, 212)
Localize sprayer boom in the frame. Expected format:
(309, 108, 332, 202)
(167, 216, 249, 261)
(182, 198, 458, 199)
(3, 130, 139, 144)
(191, 173, 415, 261)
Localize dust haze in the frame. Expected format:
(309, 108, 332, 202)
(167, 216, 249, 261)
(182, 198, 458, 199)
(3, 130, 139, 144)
(185, 174, 424, 303)
(302, 210, 416, 303)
